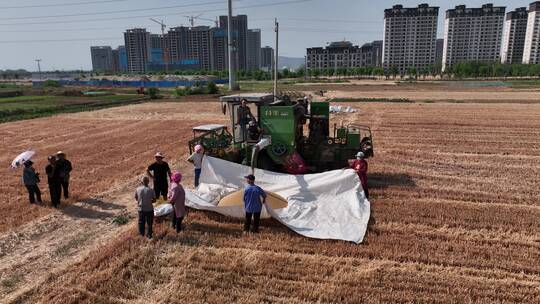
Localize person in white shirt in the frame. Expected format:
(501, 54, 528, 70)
(187, 145, 204, 187)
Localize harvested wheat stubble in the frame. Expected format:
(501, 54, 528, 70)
(9, 101, 540, 303)
(0, 99, 228, 234)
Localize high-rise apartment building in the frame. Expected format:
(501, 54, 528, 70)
(111, 48, 120, 72)
(167, 26, 189, 63)
(260, 46, 274, 71)
(435, 38, 444, 66)
(523, 2, 540, 64)
(306, 41, 375, 70)
(117, 46, 128, 72)
(369, 40, 383, 67)
(443, 4, 505, 71)
(124, 28, 151, 73)
(247, 29, 262, 70)
(90, 46, 114, 72)
(501, 7, 529, 64)
(219, 15, 248, 70)
(211, 28, 229, 71)
(150, 34, 165, 49)
(383, 4, 439, 73)
(103, 15, 258, 73)
(187, 26, 213, 70)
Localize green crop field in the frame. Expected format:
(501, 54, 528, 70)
(0, 94, 146, 123)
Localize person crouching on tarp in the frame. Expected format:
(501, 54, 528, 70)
(168, 171, 186, 233)
(243, 174, 267, 234)
(351, 151, 369, 199)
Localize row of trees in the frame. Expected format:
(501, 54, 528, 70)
(445, 61, 540, 78)
(145, 61, 540, 80)
(0, 69, 32, 80)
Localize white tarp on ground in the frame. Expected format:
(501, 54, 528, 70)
(185, 156, 371, 243)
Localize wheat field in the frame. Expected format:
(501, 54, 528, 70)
(2, 97, 538, 303)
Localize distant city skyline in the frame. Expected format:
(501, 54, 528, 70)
(0, 0, 530, 71)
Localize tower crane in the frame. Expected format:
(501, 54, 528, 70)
(149, 18, 170, 73)
(184, 14, 215, 27)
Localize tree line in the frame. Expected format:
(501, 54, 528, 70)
(148, 61, 540, 80)
(5, 61, 540, 81)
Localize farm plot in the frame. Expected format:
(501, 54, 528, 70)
(5, 101, 540, 303)
(0, 94, 144, 123)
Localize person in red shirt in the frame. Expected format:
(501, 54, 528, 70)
(351, 151, 369, 199)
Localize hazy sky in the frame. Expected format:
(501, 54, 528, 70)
(0, 0, 525, 71)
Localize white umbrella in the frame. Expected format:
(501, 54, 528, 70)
(11, 150, 36, 169)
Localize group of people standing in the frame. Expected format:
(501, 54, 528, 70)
(19, 143, 367, 239)
(135, 145, 269, 239)
(136, 152, 189, 239)
(22, 151, 72, 208)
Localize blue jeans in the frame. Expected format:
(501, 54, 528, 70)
(194, 168, 202, 187)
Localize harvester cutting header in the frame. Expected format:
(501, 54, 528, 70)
(189, 93, 373, 174)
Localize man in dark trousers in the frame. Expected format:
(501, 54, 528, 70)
(135, 176, 156, 239)
(146, 152, 171, 200)
(351, 151, 369, 199)
(56, 151, 72, 199)
(243, 174, 266, 233)
(45, 155, 62, 208)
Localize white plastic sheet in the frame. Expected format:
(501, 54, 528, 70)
(329, 105, 358, 113)
(154, 203, 173, 217)
(185, 156, 371, 243)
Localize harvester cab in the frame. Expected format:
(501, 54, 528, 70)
(189, 93, 373, 174)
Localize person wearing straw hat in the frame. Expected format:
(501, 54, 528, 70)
(147, 152, 171, 200)
(135, 176, 156, 239)
(243, 174, 266, 234)
(168, 171, 186, 232)
(187, 145, 204, 187)
(22, 160, 42, 204)
(56, 151, 72, 199)
(351, 151, 369, 199)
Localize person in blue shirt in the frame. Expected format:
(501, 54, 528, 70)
(243, 174, 266, 233)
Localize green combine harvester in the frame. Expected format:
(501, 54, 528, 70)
(188, 93, 373, 174)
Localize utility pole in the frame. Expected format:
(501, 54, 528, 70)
(304, 55, 307, 81)
(227, 0, 236, 91)
(35, 59, 42, 80)
(273, 18, 279, 99)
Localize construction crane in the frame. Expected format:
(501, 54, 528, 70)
(184, 14, 215, 27)
(149, 18, 170, 73)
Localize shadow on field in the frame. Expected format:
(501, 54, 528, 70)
(61, 199, 123, 219)
(182, 209, 296, 239)
(83, 198, 125, 210)
(369, 172, 416, 189)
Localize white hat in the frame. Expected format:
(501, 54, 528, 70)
(356, 151, 365, 159)
(56, 151, 65, 155)
(154, 152, 164, 158)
